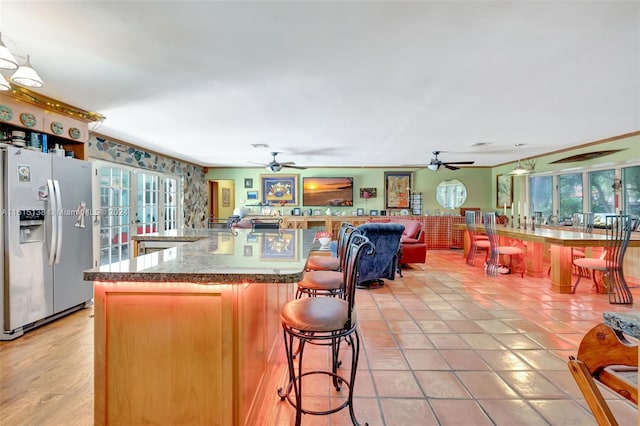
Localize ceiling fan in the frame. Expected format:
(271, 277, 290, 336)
(427, 151, 475, 171)
(251, 151, 307, 172)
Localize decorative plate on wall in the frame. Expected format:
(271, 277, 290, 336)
(19, 112, 37, 128)
(0, 105, 13, 121)
(50, 121, 64, 135)
(68, 127, 81, 139)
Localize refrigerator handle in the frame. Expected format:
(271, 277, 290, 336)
(47, 179, 58, 265)
(53, 179, 63, 264)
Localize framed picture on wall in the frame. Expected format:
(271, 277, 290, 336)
(369, 210, 378, 216)
(292, 207, 301, 216)
(244, 178, 253, 188)
(260, 174, 298, 206)
(356, 208, 365, 216)
(247, 190, 258, 200)
(222, 188, 231, 207)
(496, 174, 513, 208)
(384, 171, 412, 209)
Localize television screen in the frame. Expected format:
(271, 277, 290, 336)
(303, 177, 354, 206)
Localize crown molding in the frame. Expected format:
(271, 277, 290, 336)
(2, 84, 105, 123)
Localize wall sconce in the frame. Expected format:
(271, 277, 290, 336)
(0, 32, 44, 90)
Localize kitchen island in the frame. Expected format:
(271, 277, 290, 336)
(84, 228, 313, 425)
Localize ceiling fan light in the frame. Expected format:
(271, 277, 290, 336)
(0, 34, 19, 70)
(0, 74, 11, 91)
(427, 163, 440, 171)
(11, 55, 44, 88)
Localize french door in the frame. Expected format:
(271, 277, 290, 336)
(94, 161, 182, 265)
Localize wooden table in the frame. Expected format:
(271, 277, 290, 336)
(457, 224, 640, 294)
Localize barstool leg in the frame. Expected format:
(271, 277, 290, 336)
(348, 330, 364, 426)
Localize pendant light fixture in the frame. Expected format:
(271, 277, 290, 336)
(509, 143, 533, 175)
(0, 32, 19, 70)
(11, 55, 44, 88)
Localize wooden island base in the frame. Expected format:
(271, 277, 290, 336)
(93, 279, 293, 425)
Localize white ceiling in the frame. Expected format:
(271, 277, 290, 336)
(2, 1, 638, 169)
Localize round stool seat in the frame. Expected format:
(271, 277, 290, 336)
(306, 256, 340, 271)
(299, 270, 342, 288)
(281, 297, 352, 332)
(497, 246, 524, 255)
(475, 240, 491, 248)
(573, 258, 608, 271)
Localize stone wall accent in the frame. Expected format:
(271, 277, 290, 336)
(89, 136, 207, 228)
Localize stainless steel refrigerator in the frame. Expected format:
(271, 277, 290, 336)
(1, 145, 93, 340)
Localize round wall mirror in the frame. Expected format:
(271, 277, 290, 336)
(435, 179, 467, 209)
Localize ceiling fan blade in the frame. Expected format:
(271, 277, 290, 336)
(444, 164, 460, 171)
(248, 161, 268, 166)
(282, 164, 307, 170)
(443, 161, 475, 165)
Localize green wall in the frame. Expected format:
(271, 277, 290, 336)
(206, 133, 639, 216)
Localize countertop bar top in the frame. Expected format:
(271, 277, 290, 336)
(603, 312, 640, 339)
(131, 228, 214, 242)
(85, 229, 314, 284)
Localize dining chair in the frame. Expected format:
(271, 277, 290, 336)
(465, 211, 490, 266)
(547, 212, 594, 276)
(278, 233, 374, 426)
(572, 214, 634, 304)
(483, 212, 525, 277)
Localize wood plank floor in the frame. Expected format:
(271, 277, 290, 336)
(1, 250, 638, 425)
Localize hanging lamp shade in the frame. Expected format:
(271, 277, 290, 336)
(0, 73, 11, 91)
(509, 160, 532, 175)
(11, 55, 44, 88)
(0, 33, 19, 70)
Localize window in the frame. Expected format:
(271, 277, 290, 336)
(623, 165, 640, 216)
(136, 172, 159, 235)
(588, 169, 615, 214)
(530, 176, 553, 218)
(99, 166, 131, 266)
(164, 178, 178, 231)
(558, 173, 583, 220)
(96, 162, 182, 265)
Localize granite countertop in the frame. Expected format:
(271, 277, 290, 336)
(131, 228, 215, 242)
(603, 312, 640, 339)
(85, 229, 315, 284)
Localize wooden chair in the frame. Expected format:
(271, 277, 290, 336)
(568, 323, 638, 426)
(572, 214, 633, 304)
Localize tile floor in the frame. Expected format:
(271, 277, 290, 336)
(265, 250, 639, 425)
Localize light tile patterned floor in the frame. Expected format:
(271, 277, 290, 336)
(267, 250, 639, 425)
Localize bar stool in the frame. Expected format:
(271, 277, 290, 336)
(484, 212, 525, 277)
(305, 222, 353, 272)
(465, 211, 490, 266)
(278, 234, 373, 426)
(572, 214, 633, 304)
(296, 226, 360, 298)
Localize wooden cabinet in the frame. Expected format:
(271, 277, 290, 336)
(93, 279, 294, 425)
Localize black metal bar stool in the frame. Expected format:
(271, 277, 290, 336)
(278, 234, 373, 425)
(296, 225, 358, 298)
